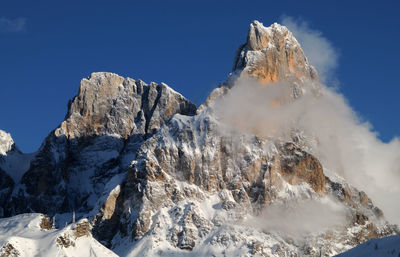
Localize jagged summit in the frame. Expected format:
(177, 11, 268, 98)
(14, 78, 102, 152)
(246, 21, 289, 51)
(203, 21, 319, 107)
(6, 72, 197, 216)
(56, 72, 197, 139)
(233, 20, 318, 84)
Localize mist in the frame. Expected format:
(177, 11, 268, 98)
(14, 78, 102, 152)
(215, 70, 400, 227)
(244, 198, 348, 240)
(212, 18, 400, 226)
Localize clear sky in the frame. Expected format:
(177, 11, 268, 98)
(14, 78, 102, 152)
(1, 0, 399, 152)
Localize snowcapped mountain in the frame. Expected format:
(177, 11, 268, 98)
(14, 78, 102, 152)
(0, 21, 398, 257)
(4, 73, 196, 217)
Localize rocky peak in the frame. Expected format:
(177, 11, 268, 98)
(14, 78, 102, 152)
(0, 130, 14, 156)
(55, 72, 197, 139)
(7, 72, 197, 216)
(0, 130, 33, 183)
(202, 21, 320, 108)
(233, 21, 318, 84)
(246, 21, 285, 51)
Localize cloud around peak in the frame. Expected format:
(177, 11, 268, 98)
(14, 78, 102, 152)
(281, 16, 338, 83)
(212, 17, 400, 226)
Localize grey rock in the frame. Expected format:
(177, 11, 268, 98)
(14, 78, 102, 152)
(6, 73, 197, 216)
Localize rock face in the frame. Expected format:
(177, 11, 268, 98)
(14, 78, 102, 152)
(233, 21, 318, 84)
(57, 72, 196, 139)
(91, 103, 394, 256)
(202, 21, 319, 109)
(278, 142, 326, 194)
(1, 21, 397, 257)
(0, 168, 14, 218)
(6, 73, 197, 216)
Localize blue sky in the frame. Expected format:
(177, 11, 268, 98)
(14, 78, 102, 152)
(1, 0, 399, 152)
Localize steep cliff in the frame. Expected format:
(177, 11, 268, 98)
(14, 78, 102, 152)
(6, 73, 196, 216)
(0, 130, 34, 218)
(233, 21, 318, 84)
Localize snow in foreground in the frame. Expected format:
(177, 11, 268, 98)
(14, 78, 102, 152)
(0, 213, 117, 257)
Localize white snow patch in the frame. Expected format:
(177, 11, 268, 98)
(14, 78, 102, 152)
(0, 213, 118, 257)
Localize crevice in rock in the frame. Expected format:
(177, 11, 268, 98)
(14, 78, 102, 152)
(145, 84, 163, 134)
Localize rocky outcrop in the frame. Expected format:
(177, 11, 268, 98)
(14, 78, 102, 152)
(278, 142, 326, 194)
(0, 243, 20, 257)
(73, 219, 91, 237)
(40, 215, 51, 230)
(103, 185, 120, 220)
(56, 234, 75, 248)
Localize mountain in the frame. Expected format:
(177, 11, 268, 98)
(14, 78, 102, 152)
(0, 21, 397, 257)
(5, 73, 196, 217)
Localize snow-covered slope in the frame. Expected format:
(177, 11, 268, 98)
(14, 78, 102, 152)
(0, 213, 117, 257)
(336, 235, 400, 257)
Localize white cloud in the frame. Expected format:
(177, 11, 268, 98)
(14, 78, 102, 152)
(214, 75, 400, 225)
(244, 198, 348, 240)
(281, 16, 338, 83)
(212, 15, 400, 226)
(0, 17, 26, 33)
